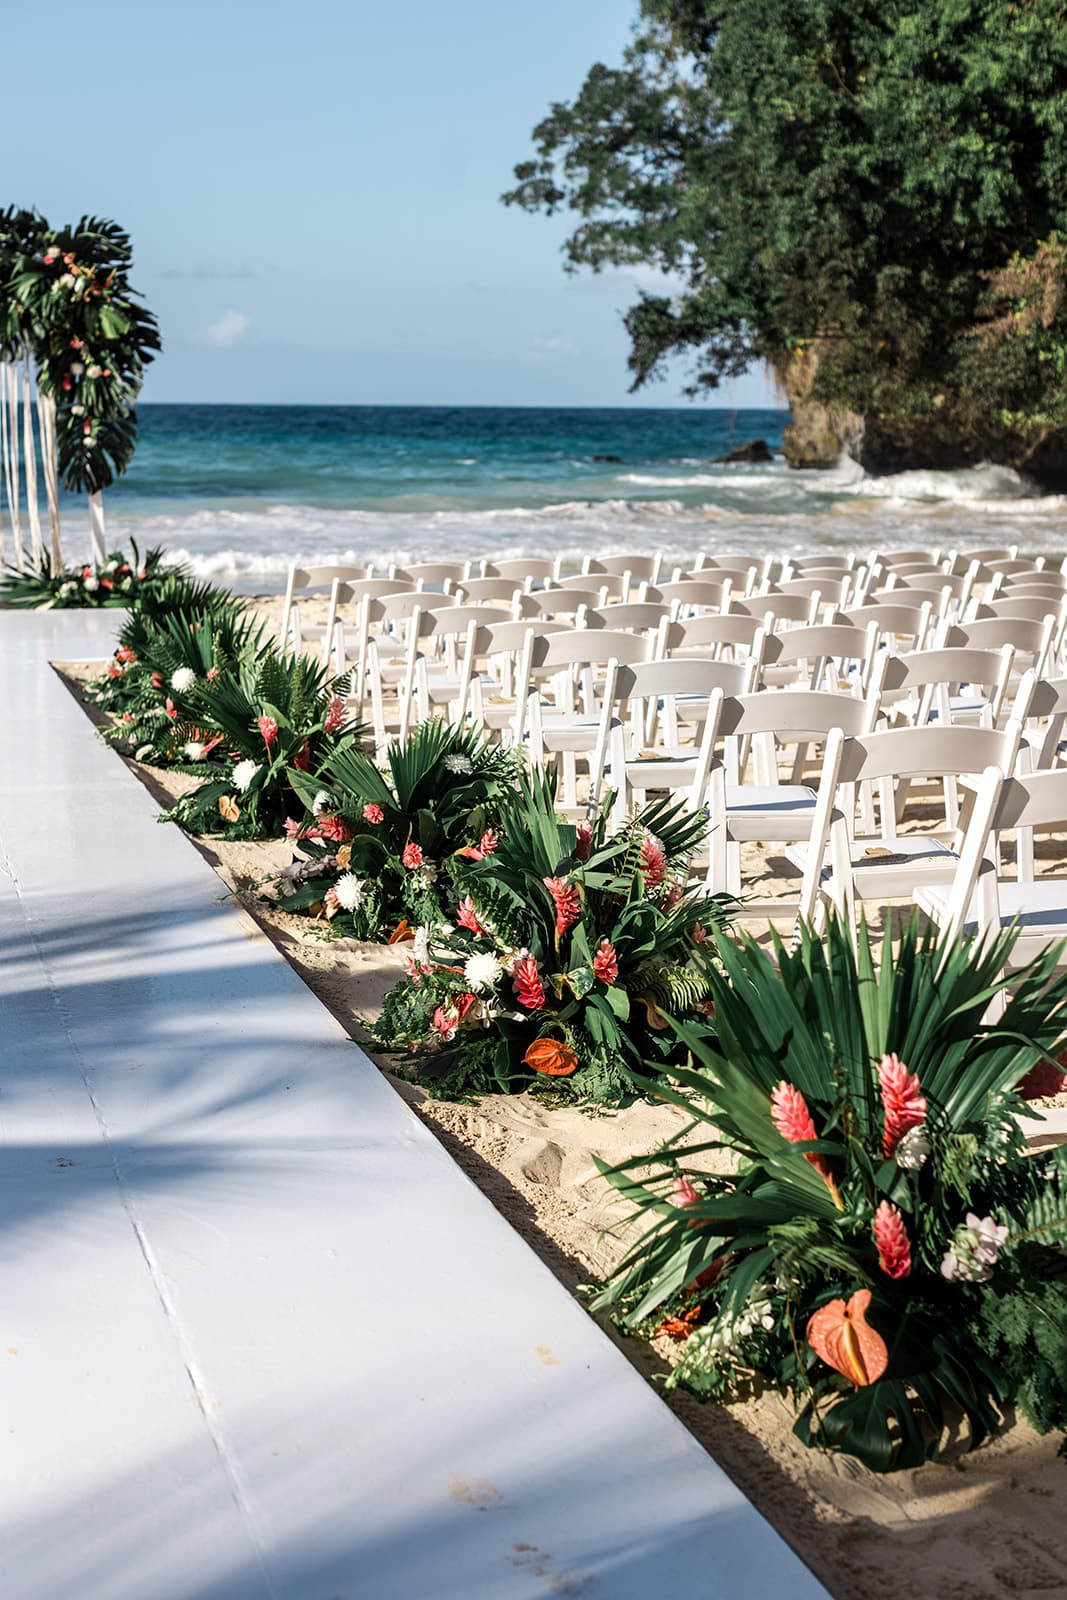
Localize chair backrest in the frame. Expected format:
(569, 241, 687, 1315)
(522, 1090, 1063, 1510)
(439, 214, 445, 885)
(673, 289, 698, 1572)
(773, 576, 841, 601)
(391, 561, 470, 586)
(785, 555, 854, 574)
(280, 563, 371, 646)
(717, 687, 876, 742)
(734, 592, 816, 624)
(614, 656, 750, 703)
(483, 618, 568, 657)
(671, 612, 765, 653)
(834, 719, 1021, 787)
(420, 604, 503, 637)
(655, 579, 731, 608)
(539, 629, 655, 670)
(483, 556, 559, 582)
(681, 563, 759, 587)
(456, 576, 524, 603)
(556, 571, 625, 597)
(762, 621, 870, 664)
(583, 602, 671, 633)
(584, 553, 661, 581)
(875, 549, 935, 568)
(334, 576, 415, 603)
(842, 602, 932, 645)
(518, 587, 606, 618)
(881, 644, 1014, 693)
(945, 614, 1053, 662)
(982, 596, 1064, 624)
(892, 569, 969, 599)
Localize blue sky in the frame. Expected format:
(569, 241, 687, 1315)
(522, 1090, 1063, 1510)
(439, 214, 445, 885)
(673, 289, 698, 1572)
(7, 0, 777, 410)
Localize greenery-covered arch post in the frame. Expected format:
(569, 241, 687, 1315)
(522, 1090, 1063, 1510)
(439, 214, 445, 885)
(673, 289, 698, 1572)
(0, 208, 160, 569)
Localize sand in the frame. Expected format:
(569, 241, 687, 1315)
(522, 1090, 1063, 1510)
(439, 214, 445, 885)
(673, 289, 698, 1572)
(55, 647, 1067, 1600)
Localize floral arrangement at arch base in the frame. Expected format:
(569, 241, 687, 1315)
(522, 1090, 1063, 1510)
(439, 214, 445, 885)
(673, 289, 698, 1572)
(373, 770, 734, 1101)
(274, 718, 525, 941)
(1, 543, 185, 609)
(593, 913, 1067, 1472)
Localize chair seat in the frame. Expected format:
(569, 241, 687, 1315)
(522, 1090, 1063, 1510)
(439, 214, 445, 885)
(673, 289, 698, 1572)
(725, 785, 817, 841)
(788, 834, 959, 899)
(917, 879, 1067, 948)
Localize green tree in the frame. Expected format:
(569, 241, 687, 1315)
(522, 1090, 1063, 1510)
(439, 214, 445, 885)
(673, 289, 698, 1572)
(504, 1, 1067, 476)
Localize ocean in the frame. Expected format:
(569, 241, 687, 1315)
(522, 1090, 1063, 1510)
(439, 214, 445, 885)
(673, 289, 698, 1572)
(81, 403, 1067, 586)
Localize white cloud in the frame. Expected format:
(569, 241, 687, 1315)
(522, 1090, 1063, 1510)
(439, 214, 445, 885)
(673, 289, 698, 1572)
(203, 309, 252, 347)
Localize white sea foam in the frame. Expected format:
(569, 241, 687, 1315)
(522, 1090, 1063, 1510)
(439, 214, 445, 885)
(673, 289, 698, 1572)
(95, 452, 1067, 587)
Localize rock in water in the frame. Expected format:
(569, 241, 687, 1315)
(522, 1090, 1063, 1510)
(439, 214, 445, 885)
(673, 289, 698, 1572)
(713, 438, 774, 464)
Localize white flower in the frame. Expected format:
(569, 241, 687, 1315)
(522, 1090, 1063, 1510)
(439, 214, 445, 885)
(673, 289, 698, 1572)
(70, 362, 84, 376)
(71, 404, 85, 416)
(941, 1213, 1009, 1282)
(412, 925, 432, 967)
(894, 1125, 931, 1171)
(58, 581, 76, 599)
(88, 365, 103, 379)
(334, 873, 366, 911)
(232, 759, 261, 792)
(312, 789, 332, 816)
(464, 952, 504, 992)
(83, 575, 99, 593)
(170, 666, 197, 693)
(444, 753, 473, 775)
(183, 741, 205, 761)
(59, 272, 75, 288)
(134, 744, 154, 761)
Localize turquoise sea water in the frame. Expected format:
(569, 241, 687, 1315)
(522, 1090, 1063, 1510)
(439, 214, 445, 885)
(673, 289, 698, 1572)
(89, 403, 1067, 581)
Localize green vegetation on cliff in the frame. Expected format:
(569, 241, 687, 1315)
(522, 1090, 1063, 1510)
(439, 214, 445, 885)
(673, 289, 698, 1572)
(504, 2, 1067, 475)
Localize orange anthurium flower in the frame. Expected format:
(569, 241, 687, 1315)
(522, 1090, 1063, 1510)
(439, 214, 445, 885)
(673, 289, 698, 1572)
(217, 794, 240, 823)
(807, 1289, 888, 1387)
(388, 919, 415, 944)
(524, 1037, 579, 1077)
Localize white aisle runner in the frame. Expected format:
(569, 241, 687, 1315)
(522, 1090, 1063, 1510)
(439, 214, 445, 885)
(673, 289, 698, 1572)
(0, 612, 828, 1600)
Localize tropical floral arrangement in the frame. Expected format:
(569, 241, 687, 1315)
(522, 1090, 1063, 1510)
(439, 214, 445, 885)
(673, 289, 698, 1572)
(87, 592, 266, 758)
(373, 771, 733, 1101)
(0, 543, 183, 609)
(273, 718, 525, 941)
(159, 649, 360, 839)
(593, 914, 1067, 1471)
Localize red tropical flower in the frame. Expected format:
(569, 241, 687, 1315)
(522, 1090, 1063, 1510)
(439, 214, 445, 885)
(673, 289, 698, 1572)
(478, 828, 499, 856)
(592, 938, 619, 985)
(574, 821, 594, 861)
(672, 1176, 701, 1207)
(402, 842, 424, 869)
(873, 1201, 912, 1279)
(770, 1081, 842, 1205)
(363, 803, 384, 825)
(318, 814, 353, 844)
(293, 740, 311, 771)
(324, 694, 345, 734)
(878, 1053, 927, 1157)
(640, 834, 667, 890)
(512, 953, 546, 1011)
(543, 875, 581, 936)
(257, 714, 279, 750)
(456, 895, 486, 937)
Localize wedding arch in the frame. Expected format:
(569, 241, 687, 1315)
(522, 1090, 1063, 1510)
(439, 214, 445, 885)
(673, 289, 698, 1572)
(0, 208, 160, 571)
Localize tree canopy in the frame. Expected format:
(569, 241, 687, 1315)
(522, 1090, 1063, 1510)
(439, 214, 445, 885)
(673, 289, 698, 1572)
(504, 1, 1067, 469)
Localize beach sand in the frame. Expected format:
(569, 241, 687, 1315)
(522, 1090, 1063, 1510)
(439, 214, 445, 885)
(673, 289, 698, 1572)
(56, 645, 1067, 1600)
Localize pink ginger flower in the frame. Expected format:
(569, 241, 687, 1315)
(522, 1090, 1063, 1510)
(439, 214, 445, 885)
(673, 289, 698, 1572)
(165, 697, 177, 719)
(318, 814, 353, 844)
(106, 661, 122, 679)
(324, 886, 340, 920)
(402, 842, 424, 869)
(878, 1053, 927, 1157)
(770, 1081, 842, 1205)
(640, 834, 667, 891)
(873, 1200, 912, 1279)
(456, 895, 486, 936)
(284, 817, 307, 840)
(324, 695, 345, 734)
(543, 875, 581, 936)
(672, 1176, 701, 1207)
(257, 714, 279, 750)
(575, 821, 594, 861)
(478, 828, 499, 856)
(363, 803, 384, 825)
(206, 665, 219, 681)
(512, 953, 546, 1011)
(593, 938, 619, 985)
